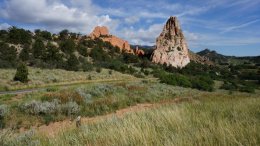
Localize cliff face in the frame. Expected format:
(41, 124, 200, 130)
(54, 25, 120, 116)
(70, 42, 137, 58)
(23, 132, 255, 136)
(151, 16, 190, 68)
(90, 26, 133, 54)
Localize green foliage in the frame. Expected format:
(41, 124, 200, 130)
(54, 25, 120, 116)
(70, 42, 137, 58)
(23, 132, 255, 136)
(59, 39, 76, 54)
(43, 43, 63, 68)
(0, 104, 8, 129)
(59, 29, 69, 40)
(35, 29, 52, 40)
(191, 76, 214, 91)
(123, 53, 140, 63)
(81, 39, 95, 48)
(19, 45, 30, 61)
(82, 61, 93, 72)
(0, 30, 8, 41)
(77, 44, 88, 56)
(220, 81, 238, 91)
(66, 54, 79, 71)
(96, 67, 102, 73)
(154, 69, 214, 91)
(43, 114, 54, 125)
(32, 39, 45, 59)
(0, 42, 17, 68)
(90, 47, 109, 62)
(159, 72, 192, 88)
(13, 63, 29, 83)
(7, 27, 32, 44)
(239, 86, 255, 93)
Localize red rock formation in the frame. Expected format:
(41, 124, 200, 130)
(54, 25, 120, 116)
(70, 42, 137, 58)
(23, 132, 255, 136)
(134, 46, 145, 56)
(151, 16, 190, 68)
(90, 26, 133, 54)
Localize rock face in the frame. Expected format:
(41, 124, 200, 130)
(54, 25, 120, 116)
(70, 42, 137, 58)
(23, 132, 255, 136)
(134, 46, 145, 56)
(90, 26, 133, 54)
(89, 26, 109, 38)
(151, 16, 190, 68)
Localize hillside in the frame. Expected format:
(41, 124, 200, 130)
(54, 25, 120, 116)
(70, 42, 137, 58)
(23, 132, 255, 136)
(197, 49, 260, 65)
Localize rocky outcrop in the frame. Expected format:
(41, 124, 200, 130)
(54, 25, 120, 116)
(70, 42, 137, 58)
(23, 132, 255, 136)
(188, 50, 214, 65)
(151, 16, 190, 68)
(134, 46, 145, 56)
(90, 26, 133, 54)
(90, 26, 109, 39)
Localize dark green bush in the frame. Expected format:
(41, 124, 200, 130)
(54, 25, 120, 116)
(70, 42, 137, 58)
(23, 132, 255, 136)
(13, 63, 29, 83)
(66, 54, 79, 71)
(191, 76, 214, 91)
(0, 42, 17, 68)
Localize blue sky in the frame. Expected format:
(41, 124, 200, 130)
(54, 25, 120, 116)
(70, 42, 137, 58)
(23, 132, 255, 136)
(0, 0, 259, 56)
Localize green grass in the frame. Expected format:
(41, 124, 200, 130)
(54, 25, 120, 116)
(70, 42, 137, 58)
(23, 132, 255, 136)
(1, 92, 259, 146)
(0, 80, 195, 129)
(0, 67, 136, 91)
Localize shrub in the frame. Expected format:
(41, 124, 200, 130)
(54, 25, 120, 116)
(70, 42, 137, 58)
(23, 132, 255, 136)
(19, 47, 30, 61)
(88, 75, 92, 80)
(20, 99, 60, 115)
(0, 105, 9, 118)
(191, 76, 214, 91)
(61, 101, 80, 115)
(32, 39, 45, 59)
(82, 62, 93, 72)
(0, 42, 17, 68)
(0, 104, 9, 128)
(159, 73, 192, 88)
(43, 115, 54, 125)
(20, 99, 80, 116)
(66, 54, 79, 71)
(13, 63, 29, 83)
(96, 67, 102, 73)
(239, 86, 255, 93)
(220, 82, 238, 91)
(75, 88, 93, 104)
(7, 27, 32, 45)
(59, 39, 76, 54)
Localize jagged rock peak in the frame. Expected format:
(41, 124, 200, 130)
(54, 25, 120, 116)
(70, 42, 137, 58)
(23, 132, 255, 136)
(151, 16, 190, 68)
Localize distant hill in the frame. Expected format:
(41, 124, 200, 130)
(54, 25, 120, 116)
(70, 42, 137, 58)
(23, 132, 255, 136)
(197, 49, 228, 63)
(196, 49, 260, 65)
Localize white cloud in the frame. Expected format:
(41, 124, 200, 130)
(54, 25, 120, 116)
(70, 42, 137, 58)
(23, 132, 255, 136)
(125, 16, 140, 24)
(221, 19, 260, 33)
(0, 23, 11, 30)
(0, 0, 118, 34)
(119, 24, 164, 45)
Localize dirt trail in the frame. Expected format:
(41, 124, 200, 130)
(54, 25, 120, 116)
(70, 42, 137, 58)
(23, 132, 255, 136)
(35, 97, 191, 137)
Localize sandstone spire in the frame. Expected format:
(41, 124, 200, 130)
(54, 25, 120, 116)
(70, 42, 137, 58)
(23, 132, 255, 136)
(151, 16, 190, 68)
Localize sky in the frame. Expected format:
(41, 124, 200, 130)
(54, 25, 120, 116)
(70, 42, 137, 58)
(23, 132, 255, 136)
(0, 0, 260, 56)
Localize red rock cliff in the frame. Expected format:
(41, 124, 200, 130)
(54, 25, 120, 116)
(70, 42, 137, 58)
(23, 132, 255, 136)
(90, 26, 133, 54)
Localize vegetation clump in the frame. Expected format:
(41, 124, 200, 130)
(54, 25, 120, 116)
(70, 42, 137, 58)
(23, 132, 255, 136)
(13, 63, 29, 83)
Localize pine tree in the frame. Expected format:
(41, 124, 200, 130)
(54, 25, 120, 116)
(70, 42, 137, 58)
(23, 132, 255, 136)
(32, 39, 45, 59)
(66, 54, 79, 71)
(19, 46, 30, 61)
(13, 63, 29, 83)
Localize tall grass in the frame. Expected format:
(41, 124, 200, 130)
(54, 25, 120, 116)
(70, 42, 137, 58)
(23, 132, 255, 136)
(0, 67, 136, 91)
(34, 95, 260, 146)
(1, 93, 259, 145)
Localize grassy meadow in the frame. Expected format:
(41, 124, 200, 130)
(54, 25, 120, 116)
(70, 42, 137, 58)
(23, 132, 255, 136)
(0, 67, 259, 146)
(1, 91, 259, 146)
(0, 67, 136, 91)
